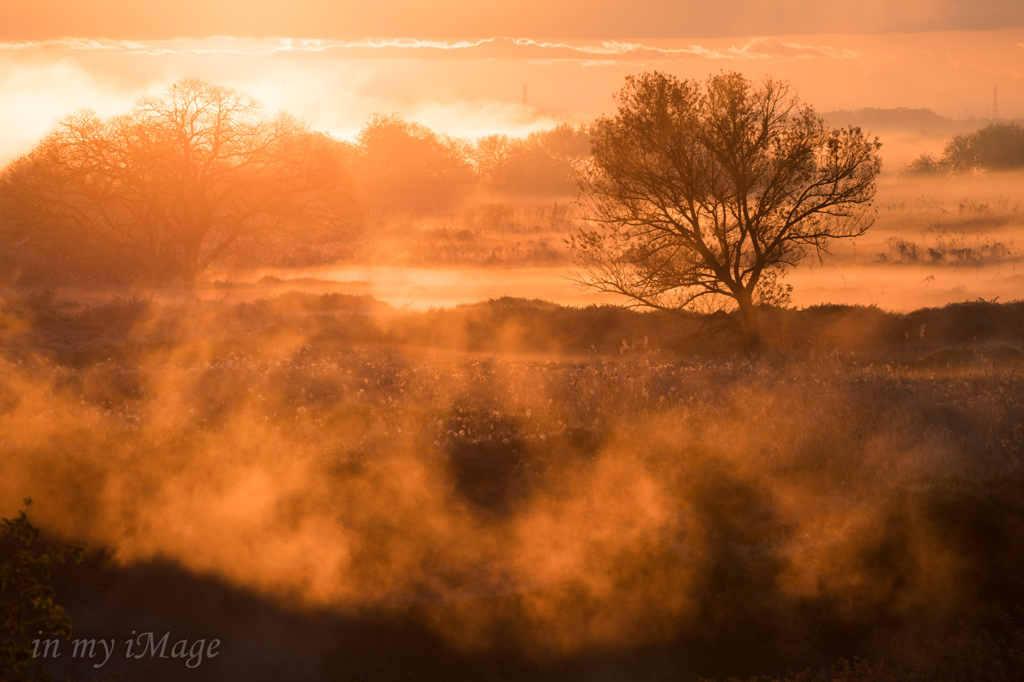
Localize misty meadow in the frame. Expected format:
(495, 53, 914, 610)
(2, 20, 1024, 682)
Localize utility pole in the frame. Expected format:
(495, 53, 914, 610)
(993, 84, 999, 121)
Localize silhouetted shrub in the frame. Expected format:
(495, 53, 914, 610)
(1, 500, 83, 682)
(903, 122, 1024, 175)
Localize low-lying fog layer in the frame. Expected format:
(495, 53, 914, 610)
(2, 287, 1023, 680)
(41, 172, 1022, 314)
(58, 258, 1019, 314)
(275, 261, 1024, 311)
(270, 173, 1024, 311)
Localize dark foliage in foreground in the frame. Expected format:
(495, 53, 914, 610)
(717, 608, 1024, 682)
(1, 500, 83, 682)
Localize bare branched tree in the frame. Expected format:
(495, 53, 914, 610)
(570, 71, 882, 351)
(0, 79, 353, 281)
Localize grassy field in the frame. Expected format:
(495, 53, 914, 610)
(171, 172, 1024, 314)
(1, 288, 1024, 681)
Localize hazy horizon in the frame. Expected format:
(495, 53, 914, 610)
(1, 27, 1022, 165)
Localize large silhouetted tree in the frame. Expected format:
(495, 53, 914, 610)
(0, 79, 352, 281)
(570, 71, 882, 351)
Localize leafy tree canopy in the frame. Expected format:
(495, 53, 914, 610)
(571, 71, 881, 351)
(0, 80, 354, 282)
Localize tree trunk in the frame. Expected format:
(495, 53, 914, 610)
(736, 290, 762, 354)
(180, 240, 203, 283)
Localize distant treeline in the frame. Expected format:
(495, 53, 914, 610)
(823, 107, 1011, 135)
(0, 81, 590, 284)
(902, 121, 1024, 176)
(341, 112, 591, 211)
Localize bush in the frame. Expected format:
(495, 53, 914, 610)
(1, 499, 83, 682)
(945, 122, 1024, 172)
(899, 153, 946, 177)
(904, 122, 1024, 176)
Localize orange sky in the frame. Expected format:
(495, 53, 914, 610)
(1, 3, 1023, 165)
(3, 0, 1023, 39)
